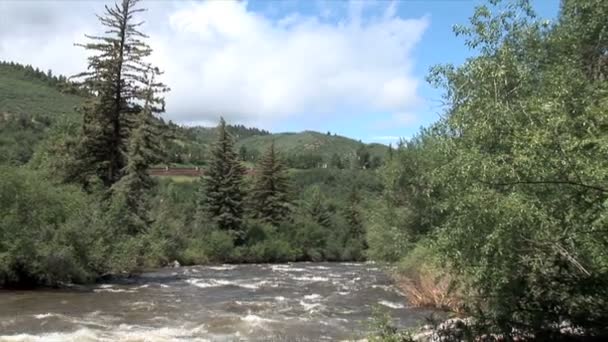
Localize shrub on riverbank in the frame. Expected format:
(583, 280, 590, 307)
(366, 0, 608, 339)
(0, 167, 95, 286)
(395, 243, 461, 313)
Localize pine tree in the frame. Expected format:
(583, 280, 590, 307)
(250, 140, 292, 226)
(239, 145, 248, 161)
(199, 118, 247, 239)
(109, 70, 164, 234)
(73, 0, 168, 188)
(308, 186, 331, 228)
(344, 188, 364, 241)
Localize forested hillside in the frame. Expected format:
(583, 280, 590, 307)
(0, 61, 387, 169)
(0, 62, 83, 164)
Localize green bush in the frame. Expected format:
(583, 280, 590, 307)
(365, 200, 411, 262)
(0, 166, 94, 286)
(397, 241, 440, 277)
(181, 240, 210, 265)
(202, 230, 235, 262)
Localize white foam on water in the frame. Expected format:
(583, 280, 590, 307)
(99, 284, 113, 289)
(237, 280, 268, 290)
(0, 328, 99, 342)
(274, 296, 286, 301)
(130, 301, 155, 309)
(160, 284, 170, 288)
(242, 314, 276, 325)
(186, 278, 268, 290)
(115, 326, 211, 341)
(299, 300, 323, 312)
(293, 276, 329, 282)
(371, 284, 391, 290)
(33, 313, 58, 319)
(378, 300, 405, 309)
(308, 265, 330, 270)
(93, 288, 136, 293)
(270, 265, 306, 273)
(270, 265, 288, 272)
(339, 262, 361, 266)
(303, 294, 322, 301)
(185, 278, 227, 288)
(0, 325, 214, 342)
(206, 265, 236, 271)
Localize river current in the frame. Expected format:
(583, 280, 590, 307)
(0, 262, 434, 341)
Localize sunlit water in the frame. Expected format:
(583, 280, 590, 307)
(0, 262, 434, 341)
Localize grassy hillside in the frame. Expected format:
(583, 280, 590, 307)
(236, 131, 387, 168)
(1, 61, 387, 169)
(0, 65, 82, 119)
(0, 63, 83, 165)
(238, 131, 358, 157)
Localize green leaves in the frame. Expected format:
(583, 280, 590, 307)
(379, 0, 608, 337)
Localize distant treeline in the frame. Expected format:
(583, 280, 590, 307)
(0, 60, 88, 97)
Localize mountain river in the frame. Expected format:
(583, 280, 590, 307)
(0, 262, 435, 341)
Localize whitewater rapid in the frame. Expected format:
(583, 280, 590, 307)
(0, 262, 435, 341)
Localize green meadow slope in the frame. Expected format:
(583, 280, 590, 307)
(237, 131, 371, 158)
(0, 63, 83, 164)
(0, 62, 387, 168)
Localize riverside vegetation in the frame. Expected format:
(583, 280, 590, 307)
(0, 0, 377, 288)
(1, 0, 607, 340)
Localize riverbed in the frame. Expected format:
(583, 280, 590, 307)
(0, 262, 434, 341)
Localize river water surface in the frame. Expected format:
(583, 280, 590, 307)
(0, 262, 434, 341)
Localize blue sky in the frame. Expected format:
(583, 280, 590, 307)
(1, 0, 561, 145)
(257, 0, 561, 144)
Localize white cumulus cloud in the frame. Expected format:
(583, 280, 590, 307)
(0, 0, 429, 128)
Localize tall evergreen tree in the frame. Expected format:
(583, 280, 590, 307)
(250, 140, 292, 225)
(344, 187, 364, 241)
(308, 186, 331, 228)
(109, 71, 164, 234)
(199, 118, 247, 239)
(73, 0, 167, 188)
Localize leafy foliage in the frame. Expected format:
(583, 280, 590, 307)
(0, 167, 93, 286)
(369, 0, 608, 338)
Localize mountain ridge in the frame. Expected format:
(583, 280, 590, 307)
(0, 61, 387, 168)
